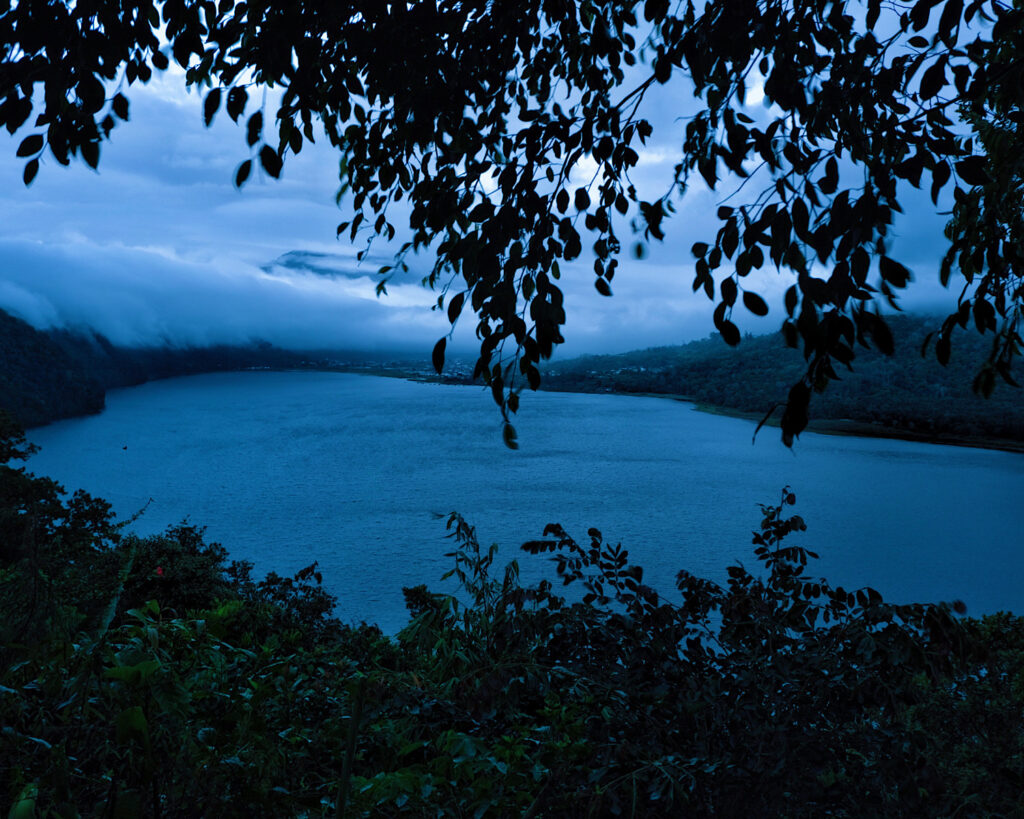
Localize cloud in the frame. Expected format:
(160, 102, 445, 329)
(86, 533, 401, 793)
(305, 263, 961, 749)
(0, 68, 960, 360)
(0, 237, 446, 351)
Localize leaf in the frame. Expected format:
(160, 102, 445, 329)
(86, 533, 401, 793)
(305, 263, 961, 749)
(447, 292, 464, 324)
(16, 134, 42, 157)
(919, 58, 946, 101)
(751, 402, 781, 444)
(930, 160, 951, 204)
(594, 277, 612, 296)
(818, 157, 838, 194)
(227, 87, 248, 122)
(432, 337, 446, 374)
(955, 156, 990, 186)
(247, 111, 263, 147)
(937, 0, 963, 46)
(781, 380, 811, 447)
(574, 187, 590, 211)
(502, 422, 518, 450)
(910, 0, 933, 30)
(720, 277, 737, 306)
(7, 783, 37, 819)
(81, 140, 99, 169)
(785, 285, 799, 316)
(115, 706, 149, 747)
(112, 93, 130, 120)
(719, 319, 740, 346)
(866, 0, 881, 28)
(234, 159, 251, 187)
(742, 291, 769, 316)
(22, 159, 38, 186)
(879, 256, 911, 288)
(259, 145, 282, 178)
(204, 88, 221, 126)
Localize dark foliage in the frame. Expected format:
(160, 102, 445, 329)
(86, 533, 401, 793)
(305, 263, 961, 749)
(0, 310, 105, 428)
(2, 1, 1021, 445)
(0, 307, 310, 428)
(3, 420, 1022, 817)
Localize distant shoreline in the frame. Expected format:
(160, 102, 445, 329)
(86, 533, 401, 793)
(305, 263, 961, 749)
(24, 365, 1024, 455)
(537, 386, 1024, 455)
(259, 368, 1024, 455)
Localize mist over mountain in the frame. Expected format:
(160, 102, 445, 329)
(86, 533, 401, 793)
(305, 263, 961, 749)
(0, 237, 451, 353)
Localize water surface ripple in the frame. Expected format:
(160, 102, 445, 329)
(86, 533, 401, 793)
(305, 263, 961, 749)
(27, 371, 1024, 633)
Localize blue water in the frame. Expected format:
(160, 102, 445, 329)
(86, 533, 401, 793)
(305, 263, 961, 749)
(26, 371, 1024, 633)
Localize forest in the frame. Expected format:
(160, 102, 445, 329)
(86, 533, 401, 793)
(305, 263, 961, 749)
(0, 308, 314, 428)
(543, 314, 1024, 447)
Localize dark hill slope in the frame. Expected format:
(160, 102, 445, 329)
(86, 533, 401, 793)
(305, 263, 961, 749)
(0, 309, 305, 428)
(544, 315, 1024, 444)
(0, 310, 105, 427)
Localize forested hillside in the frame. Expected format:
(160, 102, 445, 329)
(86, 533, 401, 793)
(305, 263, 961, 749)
(0, 309, 106, 427)
(0, 309, 307, 428)
(544, 315, 1024, 445)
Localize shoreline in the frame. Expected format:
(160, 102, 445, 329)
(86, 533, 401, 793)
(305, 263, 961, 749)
(539, 386, 1024, 455)
(24, 366, 1024, 455)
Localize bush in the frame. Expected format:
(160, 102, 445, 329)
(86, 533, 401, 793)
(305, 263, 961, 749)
(2, 415, 1022, 816)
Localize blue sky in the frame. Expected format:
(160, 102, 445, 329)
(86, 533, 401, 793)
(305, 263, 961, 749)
(0, 64, 956, 358)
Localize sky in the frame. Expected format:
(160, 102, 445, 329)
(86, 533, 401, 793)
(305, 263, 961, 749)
(0, 59, 957, 360)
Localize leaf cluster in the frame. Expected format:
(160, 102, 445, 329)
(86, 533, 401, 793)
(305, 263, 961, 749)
(3, 1, 1021, 444)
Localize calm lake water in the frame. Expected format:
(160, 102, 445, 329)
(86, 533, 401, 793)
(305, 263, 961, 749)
(27, 371, 1024, 633)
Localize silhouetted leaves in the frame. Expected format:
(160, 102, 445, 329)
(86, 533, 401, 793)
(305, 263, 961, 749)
(203, 88, 221, 126)
(15, 134, 41, 157)
(234, 159, 251, 188)
(259, 145, 281, 178)
(446, 292, 464, 325)
(226, 87, 247, 122)
(955, 156, 991, 186)
(432, 337, 446, 374)
(1, 0, 1019, 445)
(743, 291, 769, 316)
(111, 94, 129, 121)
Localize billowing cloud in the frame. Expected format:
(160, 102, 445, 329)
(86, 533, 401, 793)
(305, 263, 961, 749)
(0, 67, 958, 359)
(0, 236, 448, 350)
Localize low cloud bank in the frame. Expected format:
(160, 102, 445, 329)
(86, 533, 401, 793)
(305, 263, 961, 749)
(0, 238, 446, 351)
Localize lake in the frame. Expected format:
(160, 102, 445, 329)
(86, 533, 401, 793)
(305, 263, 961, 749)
(26, 371, 1024, 633)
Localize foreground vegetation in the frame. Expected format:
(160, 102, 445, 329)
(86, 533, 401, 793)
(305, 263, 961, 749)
(2, 417, 1023, 817)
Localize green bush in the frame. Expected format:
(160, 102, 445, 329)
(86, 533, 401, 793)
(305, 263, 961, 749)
(2, 418, 1022, 817)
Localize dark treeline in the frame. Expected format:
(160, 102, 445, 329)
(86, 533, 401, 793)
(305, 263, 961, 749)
(0, 309, 440, 429)
(544, 314, 1024, 445)
(0, 308, 309, 427)
(0, 309, 106, 426)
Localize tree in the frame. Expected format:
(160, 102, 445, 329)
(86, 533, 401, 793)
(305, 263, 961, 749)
(2, 0, 1021, 445)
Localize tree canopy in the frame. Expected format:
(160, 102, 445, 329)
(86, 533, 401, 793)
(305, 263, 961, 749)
(2, 0, 1021, 444)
